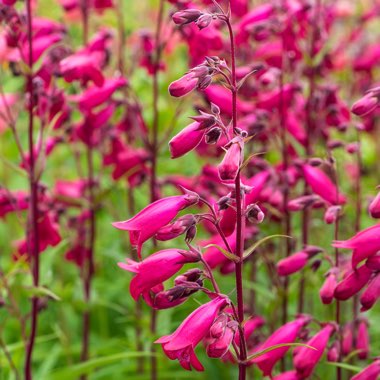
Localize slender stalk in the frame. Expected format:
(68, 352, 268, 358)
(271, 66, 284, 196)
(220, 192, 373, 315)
(24, 0, 40, 378)
(149, 2, 165, 380)
(331, 152, 342, 380)
(279, 35, 292, 327)
(225, 16, 248, 380)
(79, 2, 95, 377)
(298, 0, 321, 314)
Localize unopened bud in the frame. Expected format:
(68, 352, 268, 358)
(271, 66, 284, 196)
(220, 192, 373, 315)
(217, 195, 232, 210)
(198, 74, 212, 90)
(246, 203, 264, 223)
(211, 102, 220, 115)
(172, 9, 203, 25)
(346, 142, 359, 154)
(195, 13, 213, 29)
(324, 205, 342, 224)
(288, 195, 321, 211)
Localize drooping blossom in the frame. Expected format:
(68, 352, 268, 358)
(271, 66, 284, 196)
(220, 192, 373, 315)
(334, 265, 372, 300)
(351, 360, 380, 380)
(169, 122, 205, 158)
(252, 316, 311, 376)
(303, 164, 346, 205)
(155, 296, 229, 371)
(356, 319, 369, 360)
(319, 268, 338, 304)
(360, 272, 380, 311)
(369, 189, 380, 218)
(0, 189, 29, 217)
(276, 246, 322, 276)
(113, 192, 199, 257)
(351, 88, 380, 117)
(118, 249, 197, 301)
(333, 224, 380, 269)
(218, 138, 243, 182)
(293, 324, 335, 378)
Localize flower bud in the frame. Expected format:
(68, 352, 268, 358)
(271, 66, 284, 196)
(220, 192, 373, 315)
(205, 127, 222, 144)
(327, 341, 340, 362)
(346, 142, 359, 154)
(172, 9, 203, 25)
(356, 318, 369, 359)
(352, 93, 379, 117)
(320, 268, 338, 305)
(175, 268, 203, 286)
(324, 205, 342, 224)
(287, 195, 321, 211)
(191, 111, 217, 129)
(218, 140, 243, 182)
(360, 272, 380, 311)
(156, 214, 197, 241)
(369, 190, 380, 218)
(217, 195, 232, 210)
(342, 322, 353, 356)
(246, 203, 264, 223)
(198, 74, 212, 90)
(196, 13, 213, 29)
(211, 102, 220, 115)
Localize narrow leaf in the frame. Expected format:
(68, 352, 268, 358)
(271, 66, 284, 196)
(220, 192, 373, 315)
(246, 343, 316, 361)
(327, 362, 362, 373)
(203, 244, 239, 263)
(243, 235, 292, 261)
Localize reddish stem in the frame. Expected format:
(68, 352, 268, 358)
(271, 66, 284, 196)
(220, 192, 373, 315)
(24, 0, 40, 378)
(225, 17, 248, 380)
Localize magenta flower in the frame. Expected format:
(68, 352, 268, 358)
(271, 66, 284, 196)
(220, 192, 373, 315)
(356, 319, 369, 360)
(293, 324, 335, 378)
(334, 265, 372, 300)
(113, 193, 199, 257)
(351, 360, 380, 380)
(303, 164, 346, 205)
(206, 315, 236, 358)
(218, 140, 243, 183)
(352, 88, 380, 117)
(169, 72, 199, 98)
(272, 371, 300, 380)
(60, 52, 105, 87)
(360, 272, 380, 311)
(319, 268, 338, 304)
(73, 77, 127, 111)
(169, 122, 205, 158)
(155, 296, 229, 371)
(333, 224, 380, 269)
(369, 190, 380, 218)
(0, 189, 29, 218)
(118, 249, 196, 301)
(276, 246, 322, 276)
(252, 316, 310, 376)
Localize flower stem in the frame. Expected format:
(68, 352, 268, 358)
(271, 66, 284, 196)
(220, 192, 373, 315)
(225, 16, 248, 380)
(24, 0, 40, 378)
(149, 2, 165, 379)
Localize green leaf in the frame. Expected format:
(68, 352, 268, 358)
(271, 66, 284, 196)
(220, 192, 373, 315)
(327, 362, 362, 373)
(243, 235, 292, 261)
(246, 343, 317, 361)
(47, 352, 154, 380)
(203, 244, 239, 263)
(27, 286, 61, 301)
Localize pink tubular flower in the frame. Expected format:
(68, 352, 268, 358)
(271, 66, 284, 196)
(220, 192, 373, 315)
(272, 371, 299, 380)
(252, 316, 310, 376)
(113, 192, 199, 258)
(118, 249, 196, 301)
(320, 268, 338, 304)
(276, 251, 308, 276)
(0, 189, 29, 218)
(369, 190, 380, 218)
(169, 122, 205, 158)
(342, 322, 353, 356)
(351, 360, 380, 380)
(352, 88, 380, 117)
(294, 324, 335, 379)
(155, 296, 229, 371)
(169, 72, 199, 97)
(333, 224, 380, 269)
(356, 319, 369, 360)
(360, 272, 380, 311)
(276, 246, 322, 276)
(218, 139, 243, 183)
(60, 52, 105, 86)
(334, 265, 372, 300)
(303, 164, 346, 205)
(73, 77, 127, 111)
